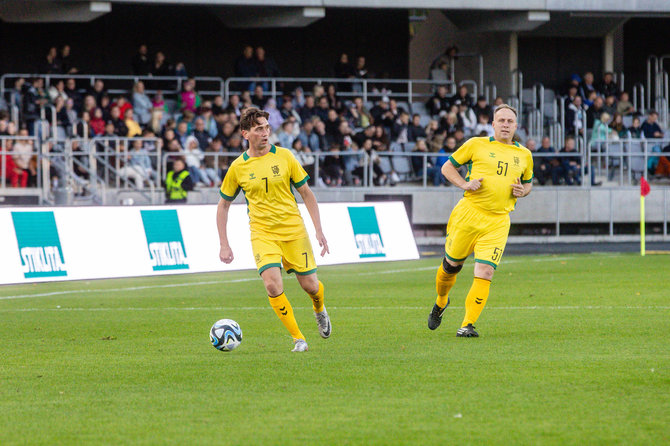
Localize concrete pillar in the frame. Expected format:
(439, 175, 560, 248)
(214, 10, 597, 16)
(603, 31, 614, 73)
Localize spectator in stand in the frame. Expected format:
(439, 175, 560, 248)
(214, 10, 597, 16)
(292, 86, 306, 109)
(152, 51, 173, 77)
(191, 117, 212, 150)
(535, 136, 562, 185)
(353, 56, 368, 92)
(457, 100, 476, 136)
(566, 95, 585, 135)
(276, 120, 295, 148)
(410, 138, 431, 176)
(321, 145, 345, 187)
(183, 135, 211, 185)
(372, 125, 390, 153)
(12, 128, 33, 181)
(315, 96, 330, 123)
(217, 121, 236, 147)
(263, 99, 283, 132)
(291, 138, 316, 185)
(132, 81, 153, 125)
(427, 136, 454, 186)
(347, 97, 372, 129)
(425, 119, 444, 152)
(565, 85, 579, 109)
(2, 139, 28, 187)
(48, 80, 68, 103)
(334, 53, 356, 79)
(473, 96, 492, 123)
(452, 127, 467, 148)
(298, 119, 321, 152)
(235, 45, 257, 91)
(88, 79, 107, 106)
(64, 98, 77, 130)
(179, 110, 196, 134)
(22, 78, 48, 132)
(204, 137, 225, 185)
(426, 85, 450, 117)
(174, 120, 190, 148)
(610, 113, 628, 138)
(124, 109, 142, 137)
(280, 95, 301, 123)
(179, 79, 201, 114)
(132, 44, 152, 75)
(641, 110, 664, 174)
(408, 114, 426, 142)
(438, 111, 459, 136)
(152, 91, 166, 112)
(324, 109, 340, 145)
(197, 105, 218, 138)
(392, 111, 410, 144)
(41, 47, 61, 74)
(82, 95, 97, 116)
(559, 136, 582, 185)
(313, 119, 329, 152)
(111, 96, 132, 120)
(212, 95, 225, 115)
(579, 72, 597, 100)
(628, 116, 643, 138)
(617, 91, 635, 116)
(430, 45, 458, 79)
(255, 46, 281, 80)
(226, 132, 243, 153)
(164, 157, 194, 203)
(586, 95, 604, 129)
(147, 108, 165, 135)
(325, 84, 342, 111)
(299, 95, 317, 123)
(90, 108, 106, 135)
(64, 78, 82, 112)
(74, 110, 92, 138)
(57, 45, 77, 74)
(128, 138, 157, 184)
(598, 72, 619, 98)
(252, 85, 268, 109)
(602, 94, 617, 117)
(451, 85, 473, 108)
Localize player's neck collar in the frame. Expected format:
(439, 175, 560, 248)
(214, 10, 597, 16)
(489, 136, 519, 147)
(244, 144, 276, 160)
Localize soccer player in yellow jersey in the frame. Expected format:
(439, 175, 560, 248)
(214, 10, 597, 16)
(216, 108, 330, 352)
(427, 104, 533, 337)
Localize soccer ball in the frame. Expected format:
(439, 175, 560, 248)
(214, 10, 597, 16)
(210, 319, 243, 351)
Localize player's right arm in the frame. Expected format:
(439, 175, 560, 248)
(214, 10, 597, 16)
(216, 198, 234, 263)
(442, 138, 483, 191)
(442, 160, 483, 191)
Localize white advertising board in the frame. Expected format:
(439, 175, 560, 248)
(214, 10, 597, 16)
(0, 202, 418, 285)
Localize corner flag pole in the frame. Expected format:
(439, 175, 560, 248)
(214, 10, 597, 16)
(640, 177, 650, 256)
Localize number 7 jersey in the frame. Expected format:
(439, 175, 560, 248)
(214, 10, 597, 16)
(448, 136, 534, 214)
(220, 145, 310, 240)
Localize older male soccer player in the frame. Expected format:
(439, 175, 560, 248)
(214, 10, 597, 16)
(427, 104, 533, 337)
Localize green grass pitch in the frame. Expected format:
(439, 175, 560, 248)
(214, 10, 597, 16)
(1, 253, 669, 445)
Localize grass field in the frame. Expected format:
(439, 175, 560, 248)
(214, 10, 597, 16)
(1, 253, 669, 445)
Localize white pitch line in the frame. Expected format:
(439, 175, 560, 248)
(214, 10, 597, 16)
(0, 253, 623, 301)
(2, 305, 668, 314)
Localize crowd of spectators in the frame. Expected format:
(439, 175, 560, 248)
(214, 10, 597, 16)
(2, 46, 670, 191)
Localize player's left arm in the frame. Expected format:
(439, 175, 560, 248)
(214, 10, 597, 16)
(511, 153, 534, 198)
(296, 183, 330, 256)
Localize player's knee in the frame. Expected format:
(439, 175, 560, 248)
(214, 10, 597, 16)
(265, 282, 283, 297)
(442, 257, 463, 274)
(300, 276, 319, 295)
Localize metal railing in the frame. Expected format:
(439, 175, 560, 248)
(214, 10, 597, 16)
(223, 77, 458, 105)
(0, 136, 41, 189)
(1, 74, 225, 102)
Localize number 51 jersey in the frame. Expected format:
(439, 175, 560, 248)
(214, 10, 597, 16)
(220, 145, 310, 241)
(448, 136, 534, 214)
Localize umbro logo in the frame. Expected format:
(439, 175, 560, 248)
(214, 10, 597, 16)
(279, 306, 288, 316)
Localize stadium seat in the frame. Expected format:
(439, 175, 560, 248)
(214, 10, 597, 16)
(164, 99, 178, 115)
(521, 88, 534, 106)
(623, 115, 633, 128)
(391, 155, 413, 180)
(390, 142, 403, 152)
(397, 102, 410, 114)
(411, 102, 427, 116)
(403, 142, 416, 152)
(378, 156, 393, 174)
(628, 140, 646, 176)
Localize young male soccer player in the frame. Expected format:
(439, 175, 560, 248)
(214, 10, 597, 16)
(216, 108, 331, 352)
(427, 104, 533, 337)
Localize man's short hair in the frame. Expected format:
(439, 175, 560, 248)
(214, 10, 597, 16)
(493, 104, 518, 118)
(240, 107, 269, 131)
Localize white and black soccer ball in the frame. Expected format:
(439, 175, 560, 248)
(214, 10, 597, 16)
(210, 319, 243, 351)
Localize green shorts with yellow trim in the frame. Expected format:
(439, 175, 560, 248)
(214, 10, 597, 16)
(252, 236, 317, 276)
(444, 199, 510, 269)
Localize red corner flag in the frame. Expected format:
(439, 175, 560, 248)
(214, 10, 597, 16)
(640, 177, 651, 197)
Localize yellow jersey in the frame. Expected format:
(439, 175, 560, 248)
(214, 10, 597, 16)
(220, 145, 310, 240)
(448, 136, 533, 214)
